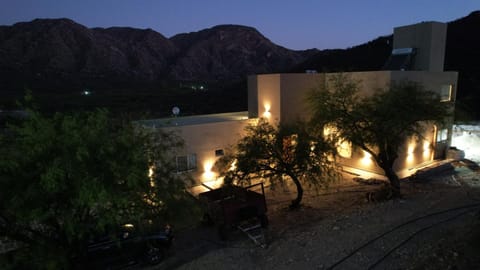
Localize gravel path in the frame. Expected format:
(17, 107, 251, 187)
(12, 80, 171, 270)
(154, 161, 480, 270)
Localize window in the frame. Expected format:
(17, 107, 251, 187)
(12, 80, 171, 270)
(437, 129, 448, 142)
(176, 154, 197, 172)
(215, 149, 224, 157)
(383, 48, 416, 70)
(440, 85, 452, 102)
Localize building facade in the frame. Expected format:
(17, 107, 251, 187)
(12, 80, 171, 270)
(248, 70, 457, 178)
(140, 21, 457, 187)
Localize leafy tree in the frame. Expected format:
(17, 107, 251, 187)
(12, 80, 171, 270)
(0, 104, 191, 269)
(307, 74, 451, 197)
(216, 118, 339, 209)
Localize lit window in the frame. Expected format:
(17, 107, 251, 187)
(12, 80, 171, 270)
(437, 129, 448, 142)
(176, 154, 197, 172)
(440, 85, 452, 102)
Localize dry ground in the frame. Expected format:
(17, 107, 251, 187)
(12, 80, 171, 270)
(154, 160, 480, 270)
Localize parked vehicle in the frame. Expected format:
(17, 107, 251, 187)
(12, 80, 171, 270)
(84, 223, 173, 269)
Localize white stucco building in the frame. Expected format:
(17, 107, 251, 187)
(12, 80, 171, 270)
(139, 21, 457, 188)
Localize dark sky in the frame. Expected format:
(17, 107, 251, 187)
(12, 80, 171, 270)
(1, 0, 478, 50)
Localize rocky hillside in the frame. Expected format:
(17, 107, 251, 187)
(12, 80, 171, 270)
(170, 25, 317, 81)
(0, 19, 315, 90)
(0, 19, 178, 89)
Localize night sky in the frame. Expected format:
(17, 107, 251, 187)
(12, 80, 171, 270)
(1, 0, 479, 50)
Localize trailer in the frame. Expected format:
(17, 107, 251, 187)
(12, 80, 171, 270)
(198, 182, 268, 247)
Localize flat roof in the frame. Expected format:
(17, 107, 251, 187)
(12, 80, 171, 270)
(137, 111, 249, 128)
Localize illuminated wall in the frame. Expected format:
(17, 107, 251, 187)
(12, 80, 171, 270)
(249, 70, 457, 177)
(249, 71, 393, 126)
(248, 74, 282, 124)
(337, 125, 437, 177)
(162, 117, 255, 186)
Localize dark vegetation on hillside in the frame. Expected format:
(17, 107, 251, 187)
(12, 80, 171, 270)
(444, 11, 480, 121)
(291, 35, 393, 73)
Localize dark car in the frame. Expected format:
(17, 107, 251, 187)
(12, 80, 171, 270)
(85, 223, 173, 269)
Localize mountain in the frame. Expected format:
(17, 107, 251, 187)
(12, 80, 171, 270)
(0, 18, 177, 89)
(0, 19, 315, 90)
(170, 25, 317, 81)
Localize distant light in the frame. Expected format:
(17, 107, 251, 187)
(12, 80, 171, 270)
(82, 90, 91, 96)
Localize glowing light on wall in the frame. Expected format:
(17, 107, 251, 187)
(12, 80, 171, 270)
(263, 103, 271, 118)
(201, 159, 224, 189)
(423, 141, 430, 151)
(229, 160, 237, 171)
(423, 141, 432, 159)
(361, 150, 373, 166)
(202, 160, 216, 181)
(407, 142, 415, 162)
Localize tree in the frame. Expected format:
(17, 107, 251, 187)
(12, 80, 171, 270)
(0, 105, 191, 269)
(216, 118, 339, 209)
(307, 74, 451, 197)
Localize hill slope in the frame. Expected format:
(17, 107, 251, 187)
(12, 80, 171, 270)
(0, 18, 178, 89)
(170, 24, 316, 81)
(0, 19, 314, 90)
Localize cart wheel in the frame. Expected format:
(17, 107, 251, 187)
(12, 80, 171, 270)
(259, 214, 269, 228)
(144, 245, 165, 265)
(218, 225, 228, 240)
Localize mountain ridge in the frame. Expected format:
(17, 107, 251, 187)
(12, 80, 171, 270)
(0, 18, 315, 89)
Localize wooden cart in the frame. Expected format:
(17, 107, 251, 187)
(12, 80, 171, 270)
(198, 183, 268, 247)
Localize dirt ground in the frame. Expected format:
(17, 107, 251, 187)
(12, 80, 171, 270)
(154, 160, 480, 270)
